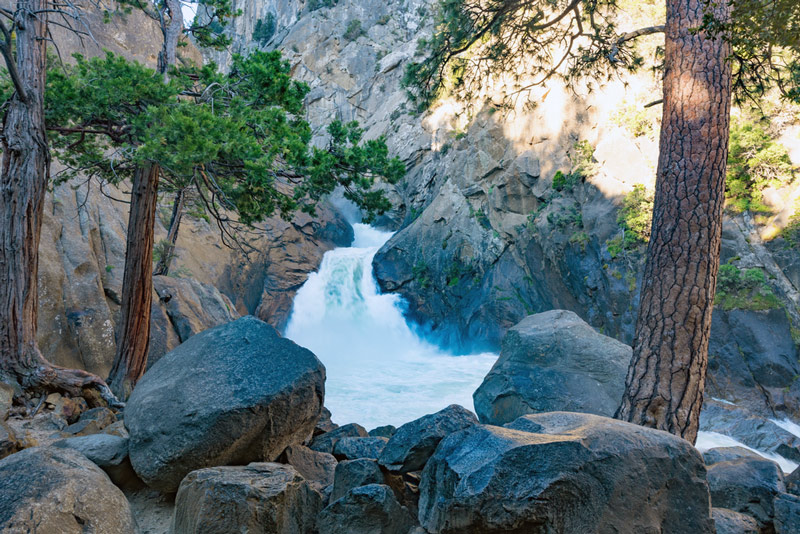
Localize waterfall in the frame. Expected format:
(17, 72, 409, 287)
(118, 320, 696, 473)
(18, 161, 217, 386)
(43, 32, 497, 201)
(285, 223, 497, 429)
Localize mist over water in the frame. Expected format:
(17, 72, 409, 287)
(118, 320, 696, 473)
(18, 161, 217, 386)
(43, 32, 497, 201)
(285, 224, 497, 429)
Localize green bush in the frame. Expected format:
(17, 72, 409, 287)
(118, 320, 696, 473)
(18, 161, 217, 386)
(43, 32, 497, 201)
(552, 140, 597, 192)
(715, 264, 781, 311)
(308, 0, 338, 11)
(343, 19, 364, 41)
(726, 116, 794, 213)
(605, 184, 654, 258)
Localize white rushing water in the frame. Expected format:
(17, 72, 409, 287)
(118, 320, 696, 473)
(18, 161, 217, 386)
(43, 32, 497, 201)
(696, 431, 798, 474)
(284, 224, 497, 429)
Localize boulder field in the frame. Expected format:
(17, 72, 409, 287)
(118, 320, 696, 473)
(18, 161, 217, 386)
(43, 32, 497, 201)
(1, 313, 799, 533)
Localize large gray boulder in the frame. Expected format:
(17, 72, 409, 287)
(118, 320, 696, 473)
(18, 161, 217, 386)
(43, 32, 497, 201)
(379, 404, 478, 473)
(0, 446, 136, 533)
(310, 423, 368, 454)
(419, 412, 714, 534)
(280, 444, 337, 492)
(318, 484, 414, 534)
(126, 316, 325, 492)
(473, 310, 632, 425)
(172, 463, 322, 534)
(707, 457, 786, 527)
(703, 446, 762, 467)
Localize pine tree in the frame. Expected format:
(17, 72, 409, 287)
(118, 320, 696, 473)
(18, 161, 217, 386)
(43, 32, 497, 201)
(404, 0, 799, 441)
(45, 51, 404, 398)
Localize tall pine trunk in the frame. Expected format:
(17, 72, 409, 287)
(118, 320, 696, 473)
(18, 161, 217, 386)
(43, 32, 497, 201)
(616, 0, 732, 443)
(108, 163, 160, 399)
(0, 0, 119, 406)
(153, 188, 186, 276)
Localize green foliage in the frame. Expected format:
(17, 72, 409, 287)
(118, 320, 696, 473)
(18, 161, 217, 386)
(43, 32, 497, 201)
(343, 19, 364, 41)
(715, 264, 782, 311)
(605, 184, 653, 258)
(253, 14, 277, 46)
(726, 116, 795, 213)
(611, 103, 658, 138)
(44, 50, 404, 233)
(618, 184, 653, 247)
(552, 141, 597, 192)
(412, 260, 431, 288)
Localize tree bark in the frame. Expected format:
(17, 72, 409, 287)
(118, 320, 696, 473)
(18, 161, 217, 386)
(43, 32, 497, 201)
(615, 0, 732, 443)
(153, 188, 186, 276)
(0, 0, 120, 407)
(157, 0, 184, 77)
(108, 163, 161, 399)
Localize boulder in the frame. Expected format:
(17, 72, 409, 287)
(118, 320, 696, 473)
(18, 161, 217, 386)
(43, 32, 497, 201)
(126, 316, 325, 492)
(703, 446, 762, 466)
(774, 493, 800, 534)
(333, 437, 388, 461)
(707, 458, 786, 527)
(310, 423, 368, 454)
(318, 484, 414, 534)
(0, 446, 136, 533)
(280, 444, 337, 492)
(473, 310, 632, 425)
(0, 421, 18, 460)
(379, 405, 477, 473)
(172, 463, 322, 534)
(60, 406, 116, 436)
(52, 433, 138, 487)
(0, 382, 13, 419)
(331, 459, 386, 501)
(419, 412, 714, 534)
(369, 425, 396, 438)
(787, 466, 800, 496)
(712, 508, 760, 534)
(315, 407, 339, 435)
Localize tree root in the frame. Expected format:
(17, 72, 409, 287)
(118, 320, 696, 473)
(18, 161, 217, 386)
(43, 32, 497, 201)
(17, 361, 125, 411)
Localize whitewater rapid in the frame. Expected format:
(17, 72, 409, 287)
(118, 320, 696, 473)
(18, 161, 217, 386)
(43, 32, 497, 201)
(284, 224, 497, 429)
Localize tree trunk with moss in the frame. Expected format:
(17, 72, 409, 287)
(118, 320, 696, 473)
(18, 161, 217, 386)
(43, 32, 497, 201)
(616, 0, 732, 443)
(107, 163, 161, 399)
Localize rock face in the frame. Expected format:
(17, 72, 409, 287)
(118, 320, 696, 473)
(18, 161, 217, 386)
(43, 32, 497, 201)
(0, 422, 18, 460)
(473, 311, 631, 425)
(712, 508, 760, 534)
(318, 484, 414, 534)
(126, 316, 325, 492)
(172, 463, 322, 534)
(0, 446, 136, 533)
(379, 404, 477, 473)
(774, 493, 800, 534)
(707, 458, 786, 527)
(418, 412, 714, 534)
(703, 447, 763, 466)
(280, 444, 337, 492)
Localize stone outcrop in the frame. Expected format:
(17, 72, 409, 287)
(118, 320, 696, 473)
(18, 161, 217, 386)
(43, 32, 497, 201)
(378, 404, 477, 473)
(317, 484, 415, 534)
(172, 463, 322, 534)
(473, 310, 631, 424)
(310, 423, 369, 454)
(331, 459, 386, 502)
(774, 493, 800, 534)
(333, 436, 388, 461)
(125, 316, 325, 492)
(280, 444, 337, 492)
(0, 447, 136, 533)
(51, 433, 137, 487)
(707, 457, 786, 528)
(712, 508, 760, 534)
(418, 412, 714, 534)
